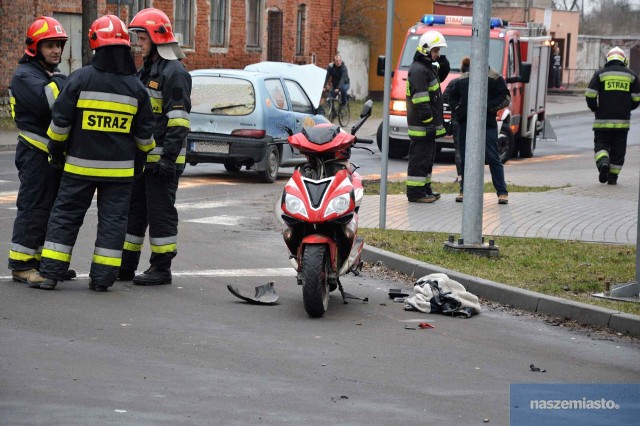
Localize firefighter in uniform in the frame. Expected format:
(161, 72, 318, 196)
(405, 30, 449, 203)
(7, 17, 78, 283)
(585, 46, 640, 185)
(27, 15, 156, 291)
(119, 8, 192, 286)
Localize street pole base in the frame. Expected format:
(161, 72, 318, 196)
(443, 235, 499, 258)
(592, 281, 640, 303)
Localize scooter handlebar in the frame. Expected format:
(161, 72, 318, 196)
(356, 138, 374, 145)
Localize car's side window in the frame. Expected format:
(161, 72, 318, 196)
(284, 80, 314, 114)
(265, 79, 288, 110)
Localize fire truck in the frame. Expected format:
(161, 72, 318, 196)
(376, 14, 551, 162)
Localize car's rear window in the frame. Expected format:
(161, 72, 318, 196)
(191, 75, 256, 116)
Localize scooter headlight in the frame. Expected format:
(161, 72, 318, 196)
(284, 193, 308, 218)
(325, 193, 351, 217)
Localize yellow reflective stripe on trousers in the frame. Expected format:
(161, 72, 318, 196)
(147, 148, 187, 164)
(9, 250, 36, 261)
(124, 233, 144, 252)
(150, 236, 177, 254)
(93, 247, 122, 267)
(593, 120, 630, 129)
(594, 150, 608, 162)
(407, 175, 427, 186)
(42, 248, 72, 263)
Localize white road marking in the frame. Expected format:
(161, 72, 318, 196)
(184, 216, 248, 226)
(175, 200, 240, 210)
(2, 268, 296, 281)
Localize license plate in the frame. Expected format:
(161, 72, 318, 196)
(191, 141, 229, 154)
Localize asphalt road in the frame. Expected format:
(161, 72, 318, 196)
(1, 112, 639, 425)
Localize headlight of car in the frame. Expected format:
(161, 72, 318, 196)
(284, 193, 308, 218)
(324, 193, 351, 217)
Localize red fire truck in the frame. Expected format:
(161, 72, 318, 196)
(376, 14, 551, 162)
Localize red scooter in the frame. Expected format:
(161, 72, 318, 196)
(281, 100, 373, 317)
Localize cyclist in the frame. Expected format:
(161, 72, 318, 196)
(325, 54, 350, 106)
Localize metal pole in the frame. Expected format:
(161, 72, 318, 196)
(379, 0, 395, 229)
(461, 0, 491, 245)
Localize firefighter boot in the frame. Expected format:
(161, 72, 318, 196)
(88, 280, 109, 292)
(608, 174, 618, 185)
(132, 268, 172, 286)
(11, 268, 38, 283)
(27, 271, 57, 290)
(425, 184, 441, 201)
(117, 269, 136, 281)
(598, 162, 610, 184)
(64, 269, 77, 281)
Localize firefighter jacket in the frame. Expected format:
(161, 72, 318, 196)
(406, 54, 450, 139)
(138, 58, 192, 172)
(46, 64, 156, 181)
(9, 59, 66, 153)
(585, 60, 640, 131)
(448, 68, 511, 129)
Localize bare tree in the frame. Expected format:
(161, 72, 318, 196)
(82, 0, 99, 66)
(339, 0, 388, 40)
(580, 0, 640, 34)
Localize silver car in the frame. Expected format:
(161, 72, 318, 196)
(187, 62, 329, 182)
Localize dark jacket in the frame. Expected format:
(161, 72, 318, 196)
(406, 53, 450, 139)
(46, 59, 156, 182)
(448, 67, 510, 129)
(138, 57, 192, 171)
(585, 60, 640, 131)
(9, 59, 66, 153)
(326, 62, 349, 88)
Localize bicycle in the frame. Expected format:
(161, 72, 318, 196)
(322, 91, 350, 127)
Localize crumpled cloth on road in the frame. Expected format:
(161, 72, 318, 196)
(404, 273, 481, 318)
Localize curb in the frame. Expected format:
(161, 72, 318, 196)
(362, 244, 640, 337)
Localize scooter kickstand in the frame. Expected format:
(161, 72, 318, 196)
(338, 279, 368, 304)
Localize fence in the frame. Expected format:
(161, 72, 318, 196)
(561, 68, 597, 88)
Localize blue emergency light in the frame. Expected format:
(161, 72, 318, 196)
(421, 14, 505, 29)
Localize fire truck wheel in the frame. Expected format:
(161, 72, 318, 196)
(498, 126, 514, 164)
(517, 135, 535, 158)
(376, 123, 410, 159)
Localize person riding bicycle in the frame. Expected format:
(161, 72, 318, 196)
(325, 54, 350, 106)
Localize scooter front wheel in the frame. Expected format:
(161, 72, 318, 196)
(301, 244, 330, 318)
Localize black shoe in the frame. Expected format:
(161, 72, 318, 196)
(599, 163, 610, 183)
(133, 269, 172, 286)
(63, 269, 77, 281)
(607, 176, 618, 185)
(88, 280, 109, 292)
(117, 269, 135, 281)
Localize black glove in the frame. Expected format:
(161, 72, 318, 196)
(153, 158, 177, 183)
(47, 140, 66, 170)
(134, 151, 147, 179)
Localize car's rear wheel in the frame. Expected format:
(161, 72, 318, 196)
(224, 161, 242, 172)
(258, 145, 280, 183)
(376, 123, 410, 159)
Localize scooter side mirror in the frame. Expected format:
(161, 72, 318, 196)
(360, 99, 373, 118)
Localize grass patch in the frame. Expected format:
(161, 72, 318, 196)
(350, 99, 384, 120)
(0, 117, 16, 130)
(360, 227, 639, 316)
(362, 179, 566, 195)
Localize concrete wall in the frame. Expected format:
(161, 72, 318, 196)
(337, 36, 369, 101)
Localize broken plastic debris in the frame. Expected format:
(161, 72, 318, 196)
(388, 288, 410, 299)
(529, 364, 546, 373)
(418, 322, 434, 329)
(226, 282, 279, 304)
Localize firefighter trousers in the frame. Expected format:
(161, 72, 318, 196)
(406, 135, 436, 199)
(594, 130, 627, 178)
(121, 170, 180, 273)
(39, 175, 132, 286)
(8, 142, 62, 271)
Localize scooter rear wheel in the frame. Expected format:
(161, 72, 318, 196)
(301, 244, 330, 318)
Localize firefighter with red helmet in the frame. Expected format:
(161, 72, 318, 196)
(118, 8, 192, 286)
(585, 46, 640, 185)
(405, 30, 450, 203)
(27, 15, 156, 291)
(7, 17, 78, 283)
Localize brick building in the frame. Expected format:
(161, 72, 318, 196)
(0, 0, 340, 117)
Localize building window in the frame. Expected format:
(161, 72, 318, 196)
(246, 0, 262, 48)
(210, 0, 228, 47)
(296, 4, 306, 55)
(175, 0, 194, 47)
(128, 0, 149, 21)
